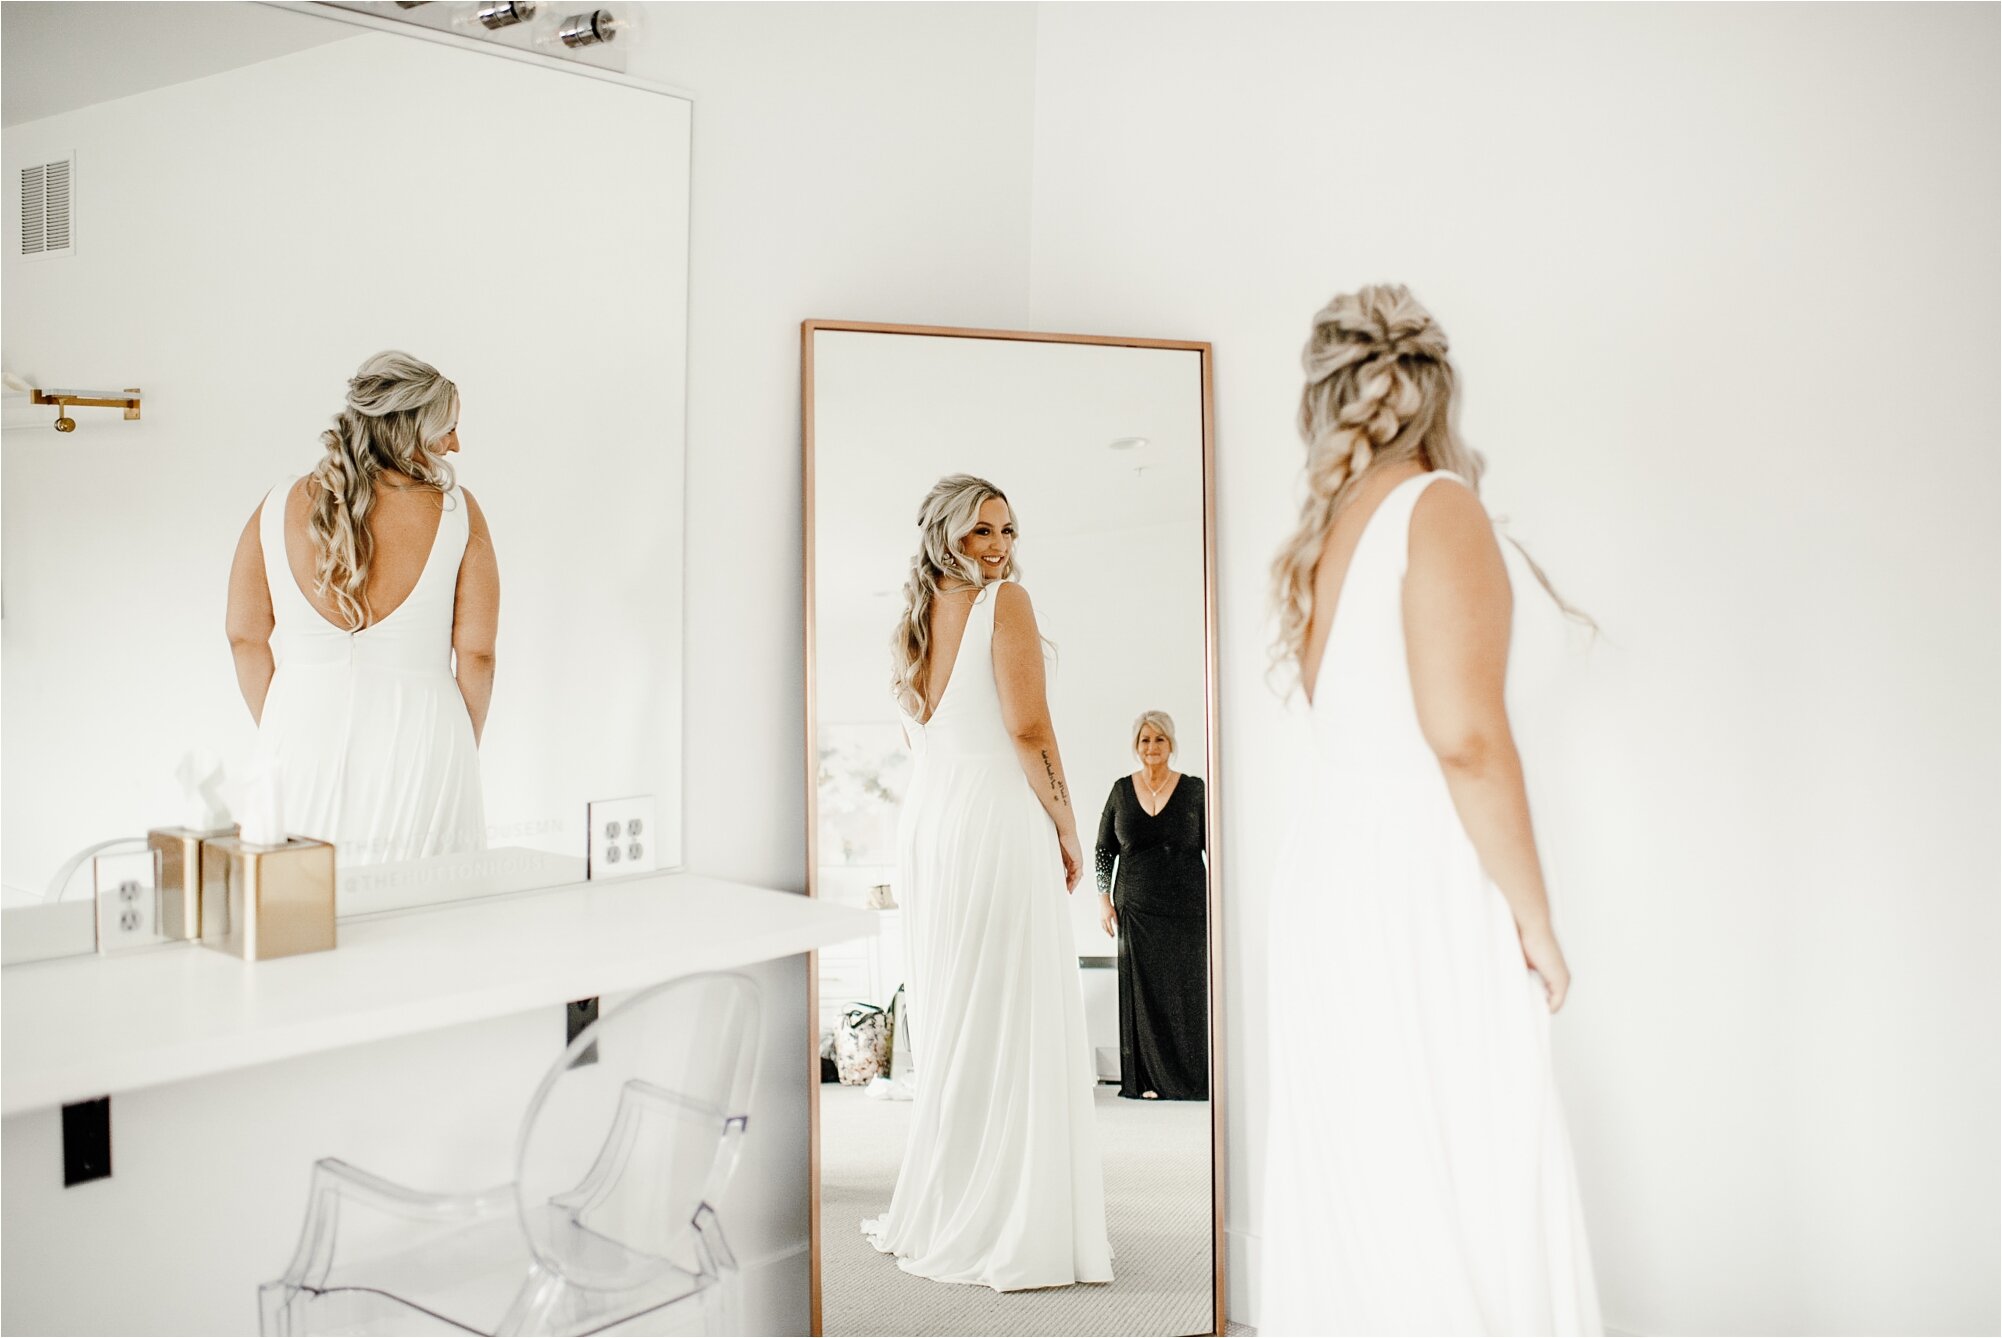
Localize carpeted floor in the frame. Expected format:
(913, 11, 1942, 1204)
(821, 1082, 1213, 1337)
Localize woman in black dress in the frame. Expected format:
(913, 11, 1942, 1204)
(1094, 710, 1209, 1100)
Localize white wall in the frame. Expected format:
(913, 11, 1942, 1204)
(1, 25, 687, 894)
(625, 6, 1039, 1332)
(1025, 3, 2000, 1334)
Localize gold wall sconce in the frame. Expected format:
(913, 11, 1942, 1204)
(32, 387, 141, 432)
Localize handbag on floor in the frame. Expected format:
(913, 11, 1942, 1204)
(833, 992, 894, 1086)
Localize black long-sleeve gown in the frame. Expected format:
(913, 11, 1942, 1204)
(1095, 774, 1208, 1100)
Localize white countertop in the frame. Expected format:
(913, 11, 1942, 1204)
(1, 872, 872, 1116)
(1, 847, 594, 967)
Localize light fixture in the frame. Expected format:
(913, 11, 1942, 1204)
(556, 8, 625, 47)
(474, 0, 535, 30)
(318, 0, 641, 67)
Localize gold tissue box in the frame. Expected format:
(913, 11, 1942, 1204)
(199, 835, 337, 961)
(148, 826, 235, 940)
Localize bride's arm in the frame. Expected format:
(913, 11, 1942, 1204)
(225, 504, 276, 723)
(1405, 478, 1571, 1011)
(451, 488, 499, 745)
(992, 582, 1082, 891)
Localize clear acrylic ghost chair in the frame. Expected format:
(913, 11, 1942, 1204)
(259, 971, 763, 1337)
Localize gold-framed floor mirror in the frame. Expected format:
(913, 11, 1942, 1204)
(802, 321, 1222, 1336)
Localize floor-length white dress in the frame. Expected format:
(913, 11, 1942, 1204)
(1259, 471, 1601, 1335)
(862, 578, 1114, 1291)
(255, 478, 485, 867)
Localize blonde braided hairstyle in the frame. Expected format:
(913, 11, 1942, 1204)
(307, 350, 459, 631)
(1269, 284, 1586, 688)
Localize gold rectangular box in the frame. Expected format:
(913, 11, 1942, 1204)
(198, 836, 337, 961)
(148, 826, 233, 940)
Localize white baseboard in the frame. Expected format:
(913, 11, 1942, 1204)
(1227, 1225, 1260, 1329)
(736, 1239, 809, 1336)
(1224, 1226, 1636, 1336)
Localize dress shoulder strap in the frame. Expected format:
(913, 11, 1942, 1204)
(969, 577, 1007, 632)
(258, 477, 298, 572)
(432, 483, 472, 570)
(441, 482, 470, 532)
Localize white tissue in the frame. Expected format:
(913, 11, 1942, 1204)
(233, 759, 287, 848)
(174, 749, 232, 832)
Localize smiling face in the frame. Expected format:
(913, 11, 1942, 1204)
(958, 496, 1016, 582)
(1136, 724, 1173, 768)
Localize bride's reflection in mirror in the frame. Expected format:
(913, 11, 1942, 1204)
(1, 6, 690, 943)
(224, 351, 495, 868)
(862, 473, 1114, 1291)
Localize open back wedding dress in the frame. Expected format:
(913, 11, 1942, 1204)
(1258, 471, 1601, 1335)
(863, 578, 1114, 1292)
(255, 478, 485, 867)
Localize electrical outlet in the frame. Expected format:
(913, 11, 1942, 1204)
(586, 796, 657, 879)
(62, 1097, 111, 1186)
(93, 848, 160, 954)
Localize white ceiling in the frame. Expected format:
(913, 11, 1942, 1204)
(2, 2, 360, 127)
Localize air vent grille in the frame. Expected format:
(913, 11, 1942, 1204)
(20, 155, 73, 259)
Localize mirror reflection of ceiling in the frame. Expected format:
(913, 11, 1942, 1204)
(1, 1, 361, 127)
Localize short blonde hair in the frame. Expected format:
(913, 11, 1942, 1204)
(1131, 710, 1176, 757)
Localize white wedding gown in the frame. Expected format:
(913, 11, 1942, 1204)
(863, 578, 1114, 1291)
(255, 478, 485, 867)
(1259, 472, 1601, 1335)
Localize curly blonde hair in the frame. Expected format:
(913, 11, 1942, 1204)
(1269, 284, 1586, 687)
(890, 474, 1018, 719)
(307, 350, 458, 630)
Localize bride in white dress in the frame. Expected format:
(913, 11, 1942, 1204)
(1258, 287, 1602, 1334)
(862, 474, 1114, 1292)
(224, 350, 494, 866)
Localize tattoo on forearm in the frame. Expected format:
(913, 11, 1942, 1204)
(1041, 750, 1069, 807)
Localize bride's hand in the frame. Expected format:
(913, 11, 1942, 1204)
(1518, 919, 1572, 1013)
(1059, 830, 1083, 894)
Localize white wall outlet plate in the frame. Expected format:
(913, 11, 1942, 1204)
(587, 796, 658, 880)
(93, 847, 160, 953)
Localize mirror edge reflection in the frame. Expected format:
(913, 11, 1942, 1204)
(798, 318, 1224, 1337)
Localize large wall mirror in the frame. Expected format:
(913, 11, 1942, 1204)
(804, 321, 1222, 1336)
(1, 2, 688, 960)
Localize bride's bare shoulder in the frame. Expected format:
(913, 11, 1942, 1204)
(993, 581, 1040, 634)
(1409, 476, 1501, 571)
